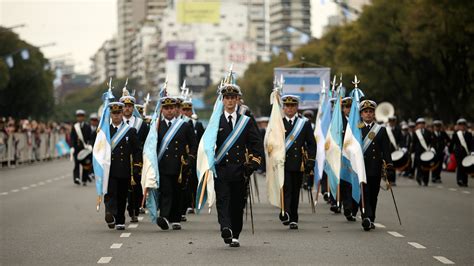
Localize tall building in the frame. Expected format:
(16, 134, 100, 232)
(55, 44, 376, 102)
(269, 0, 311, 53)
(239, 0, 271, 61)
(116, 0, 168, 78)
(90, 37, 117, 85)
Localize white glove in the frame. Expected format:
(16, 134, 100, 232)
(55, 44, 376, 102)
(69, 148, 75, 161)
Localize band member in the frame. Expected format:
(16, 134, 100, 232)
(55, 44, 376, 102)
(449, 118, 473, 187)
(90, 113, 99, 146)
(279, 95, 316, 229)
(104, 102, 142, 230)
(413, 118, 433, 186)
(340, 97, 356, 221)
(358, 100, 394, 231)
(120, 90, 149, 222)
(386, 116, 401, 185)
(431, 120, 450, 183)
(71, 109, 92, 185)
(155, 97, 197, 231)
(215, 83, 263, 247)
(400, 124, 413, 177)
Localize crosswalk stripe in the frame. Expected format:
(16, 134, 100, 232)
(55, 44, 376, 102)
(97, 257, 112, 264)
(408, 242, 426, 249)
(128, 224, 138, 228)
(22, 186, 29, 190)
(462, 191, 470, 194)
(387, 231, 404, 237)
(110, 243, 122, 249)
(11, 189, 19, 193)
(0, 192, 8, 196)
(374, 223, 385, 228)
(448, 188, 457, 191)
(433, 256, 455, 264)
(138, 217, 144, 221)
(30, 184, 37, 187)
(120, 233, 131, 238)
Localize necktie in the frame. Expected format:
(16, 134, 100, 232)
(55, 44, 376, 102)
(289, 119, 293, 126)
(111, 126, 117, 137)
(228, 115, 233, 130)
(126, 120, 130, 125)
(168, 121, 172, 128)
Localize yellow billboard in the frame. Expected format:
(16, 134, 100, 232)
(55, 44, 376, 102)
(177, 0, 221, 24)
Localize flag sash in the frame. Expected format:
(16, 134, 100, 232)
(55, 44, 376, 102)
(386, 126, 398, 150)
(133, 117, 143, 133)
(285, 117, 307, 151)
(111, 123, 131, 150)
(362, 124, 382, 153)
(157, 119, 185, 162)
(215, 115, 250, 164)
(457, 131, 470, 154)
(74, 123, 87, 147)
(415, 129, 429, 152)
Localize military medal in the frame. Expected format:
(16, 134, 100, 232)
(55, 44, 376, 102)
(368, 132, 375, 140)
(357, 122, 365, 129)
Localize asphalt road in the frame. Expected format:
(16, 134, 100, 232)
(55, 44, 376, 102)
(1, 159, 473, 265)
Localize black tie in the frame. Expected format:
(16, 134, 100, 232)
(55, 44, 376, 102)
(168, 121, 172, 128)
(228, 115, 233, 130)
(111, 126, 117, 137)
(126, 120, 130, 125)
(289, 119, 293, 126)
(367, 124, 371, 130)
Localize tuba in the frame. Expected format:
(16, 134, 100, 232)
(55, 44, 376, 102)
(375, 102, 394, 123)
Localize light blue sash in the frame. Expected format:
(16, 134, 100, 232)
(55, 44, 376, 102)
(362, 123, 382, 153)
(157, 119, 185, 162)
(111, 123, 131, 150)
(133, 117, 143, 133)
(285, 117, 307, 151)
(215, 115, 250, 164)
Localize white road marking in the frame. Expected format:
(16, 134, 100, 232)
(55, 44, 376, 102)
(54, 177, 60, 181)
(46, 179, 52, 183)
(374, 223, 386, 228)
(448, 188, 457, 191)
(387, 231, 404, 238)
(120, 233, 131, 238)
(21, 186, 29, 190)
(433, 256, 455, 264)
(97, 257, 112, 264)
(408, 242, 426, 249)
(138, 217, 144, 221)
(437, 185, 444, 189)
(30, 184, 37, 187)
(462, 191, 470, 194)
(11, 189, 19, 193)
(128, 224, 138, 228)
(0, 192, 8, 196)
(110, 243, 122, 249)
(38, 182, 45, 185)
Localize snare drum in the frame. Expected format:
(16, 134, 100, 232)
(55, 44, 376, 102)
(391, 150, 410, 171)
(77, 148, 93, 170)
(461, 155, 474, 175)
(420, 150, 438, 171)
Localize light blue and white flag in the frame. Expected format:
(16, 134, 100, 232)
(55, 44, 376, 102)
(341, 80, 366, 203)
(313, 81, 331, 187)
(55, 139, 70, 156)
(195, 94, 223, 212)
(323, 86, 343, 200)
(93, 86, 114, 201)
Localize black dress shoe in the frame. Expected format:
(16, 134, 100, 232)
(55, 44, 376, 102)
(130, 216, 138, 223)
(105, 212, 115, 229)
(416, 178, 422, 186)
(346, 215, 356, 222)
(229, 239, 240, 247)
(279, 212, 290, 225)
(139, 208, 146, 214)
(221, 227, 233, 244)
(157, 217, 170, 230)
(289, 222, 298, 229)
(172, 223, 182, 230)
(323, 193, 329, 202)
(370, 222, 376, 229)
(330, 205, 341, 214)
(362, 218, 371, 231)
(74, 178, 80, 185)
(181, 215, 187, 222)
(116, 224, 125, 230)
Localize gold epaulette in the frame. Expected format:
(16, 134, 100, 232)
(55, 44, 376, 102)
(133, 162, 143, 167)
(251, 156, 262, 165)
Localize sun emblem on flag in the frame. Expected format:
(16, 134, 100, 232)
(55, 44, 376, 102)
(299, 86, 305, 92)
(325, 140, 330, 151)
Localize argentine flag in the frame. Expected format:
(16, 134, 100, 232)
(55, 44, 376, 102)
(55, 139, 70, 156)
(93, 89, 114, 198)
(195, 94, 223, 212)
(324, 88, 343, 200)
(341, 87, 366, 203)
(313, 82, 331, 187)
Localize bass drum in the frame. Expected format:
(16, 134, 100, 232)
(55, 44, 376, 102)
(77, 148, 93, 170)
(391, 150, 410, 171)
(461, 155, 474, 175)
(420, 150, 438, 171)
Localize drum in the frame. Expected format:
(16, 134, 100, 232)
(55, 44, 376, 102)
(420, 150, 438, 171)
(391, 150, 410, 171)
(77, 148, 92, 170)
(461, 155, 474, 175)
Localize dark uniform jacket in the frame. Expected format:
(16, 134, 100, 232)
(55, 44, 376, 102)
(157, 119, 197, 176)
(109, 125, 141, 179)
(432, 130, 450, 154)
(90, 125, 97, 146)
(399, 131, 412, 151)
(361, 123, 393, 178)
(215, 113, 263, 181)
(412, 128, 433, 158)
(283, 116, 316, 172)
(192, 120, 205, 143)
(71, 122, 92, 154)
(449, 131, 473, 160)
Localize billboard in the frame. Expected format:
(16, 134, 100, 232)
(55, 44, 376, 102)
(177, 0, 221, 24)
(179, 63, 211, 92)
(274, 67, 331, 109)
(167, 41, 195, 60)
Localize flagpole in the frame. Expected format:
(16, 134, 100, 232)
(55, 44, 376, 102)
(280, 188, 285, 216)
(336, 183, 340, 207)
(360, 182, 366, 214)
(314, 180, 321, 206)
(198, 170, 210, 210)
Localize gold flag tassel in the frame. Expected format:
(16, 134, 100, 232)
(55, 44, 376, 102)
(96, 196, 102, 212)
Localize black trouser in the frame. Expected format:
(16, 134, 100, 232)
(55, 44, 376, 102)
(355, 176, 381, 222)
(456, 156, 468, 185)
(340, 179, 356, 216)
(432, 153, 444, 181)
(320, 172, 328, 194)
(73, 153, 89, 183)
(104, 177, 129, 225)
(415, 157, 430, 185)
(127, 175, 142, 218)
(215, 177, 246, 239)
(283, 171, 303, 223)
(159, 174, 182, 223)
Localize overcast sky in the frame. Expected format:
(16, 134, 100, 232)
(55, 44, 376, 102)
(0, 0, 117, 74)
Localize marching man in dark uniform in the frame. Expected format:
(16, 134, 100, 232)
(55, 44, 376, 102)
(104, 102, 142, 230)
(413, 118, 433, 186)
(340, 96, 356, 221)
(358, 100, 394, 231)
(71, 109, 92, 185)
(386, 116, 401, 186)
(279, 95, 316, 230)
(214, 81, 263, 247)
(431, 120, 450, 183)
(155, 97, 197, 231)
(449, 118, 473, 187)
(120, 89, 149, 222)
(181, 100, 205, 142)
